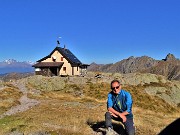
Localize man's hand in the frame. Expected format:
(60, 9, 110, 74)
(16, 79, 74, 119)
(119, 113, 127, 122)
(109, 111, 118, 118)
(108, 108, 128, 123)
(109, 111, 127, 122)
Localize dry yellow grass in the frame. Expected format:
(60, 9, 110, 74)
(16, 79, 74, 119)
(0, 92, 106, 135)
(133, 107, 180, 135)
(0, 83, 22, 115)
(0, 80, 179, 135)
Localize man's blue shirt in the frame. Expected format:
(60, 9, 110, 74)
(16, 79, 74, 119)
(107, 89, 133, 118)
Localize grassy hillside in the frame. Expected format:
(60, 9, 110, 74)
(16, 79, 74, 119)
(0, 74, 179, 135)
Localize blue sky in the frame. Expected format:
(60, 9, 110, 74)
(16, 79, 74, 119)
(0, 0, 179, 64)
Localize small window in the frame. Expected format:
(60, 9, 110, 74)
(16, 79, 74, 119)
(63, 67, 66, 72)
(77, 67, 78, 71)
(52, 56, 56, 62)
(61, 57, 63, 61)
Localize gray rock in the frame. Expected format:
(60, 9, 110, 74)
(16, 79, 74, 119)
(165, 53, 176, 61)
(145, 81, 180, 106)
(5, 131, 24, 135)
(27, 75, 66, 91)
(27, 131, 51, 135)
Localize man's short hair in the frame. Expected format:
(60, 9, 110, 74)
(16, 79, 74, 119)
(110, 79, 120, 87)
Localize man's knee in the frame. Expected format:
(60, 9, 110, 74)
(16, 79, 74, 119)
(105, 112, 111, 118)
(105, 112, 111, 116)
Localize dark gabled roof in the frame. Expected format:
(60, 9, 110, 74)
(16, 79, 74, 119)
(32, 62, 64, 67)
(57, 47, 82, 65)
(37, 47, 82, 66)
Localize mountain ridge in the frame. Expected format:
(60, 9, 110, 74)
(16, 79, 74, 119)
(87, 53, 180, 80)
(1, 54, 179, 81)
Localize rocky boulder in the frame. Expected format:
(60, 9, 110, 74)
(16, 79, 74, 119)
(26, 75, 66, 91)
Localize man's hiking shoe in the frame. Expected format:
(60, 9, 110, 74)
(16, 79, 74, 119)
(106, 127, 119, 135)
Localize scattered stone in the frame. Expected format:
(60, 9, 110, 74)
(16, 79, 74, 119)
(27, 131, 51, 135)
(5, 131, 24, 135)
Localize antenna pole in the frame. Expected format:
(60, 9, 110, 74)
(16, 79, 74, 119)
(57, 36, 62, 47)
(57, 40, 60, 47)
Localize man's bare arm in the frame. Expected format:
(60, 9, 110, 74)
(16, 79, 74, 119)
(108, 107, 129, 122)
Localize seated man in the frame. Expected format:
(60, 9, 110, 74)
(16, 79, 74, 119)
(105, 79, 135, 135)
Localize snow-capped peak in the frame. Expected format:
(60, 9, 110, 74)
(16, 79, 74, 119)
(4, 59, 17, 64)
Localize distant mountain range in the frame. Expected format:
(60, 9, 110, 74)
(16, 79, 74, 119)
(87, 53, 180, 81)
(1, 54, 180, 81)
(0, 59, 34, 74)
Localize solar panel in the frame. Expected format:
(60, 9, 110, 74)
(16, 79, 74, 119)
(58, 47, 82, 64)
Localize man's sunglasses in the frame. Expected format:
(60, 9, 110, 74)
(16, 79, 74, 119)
(111, 86, 120, 90)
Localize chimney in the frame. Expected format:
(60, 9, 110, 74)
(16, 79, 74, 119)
(64, 44, 66, 49)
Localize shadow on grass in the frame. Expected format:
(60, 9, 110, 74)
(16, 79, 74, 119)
(158, 118, 180, 135)
(87, 120, 126, 135)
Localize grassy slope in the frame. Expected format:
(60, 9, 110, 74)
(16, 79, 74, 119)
(0, 80, 179, 135)
(0, 83, 22, 115)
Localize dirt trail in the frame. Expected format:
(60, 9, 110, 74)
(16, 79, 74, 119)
(0, 79, 40, 119)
